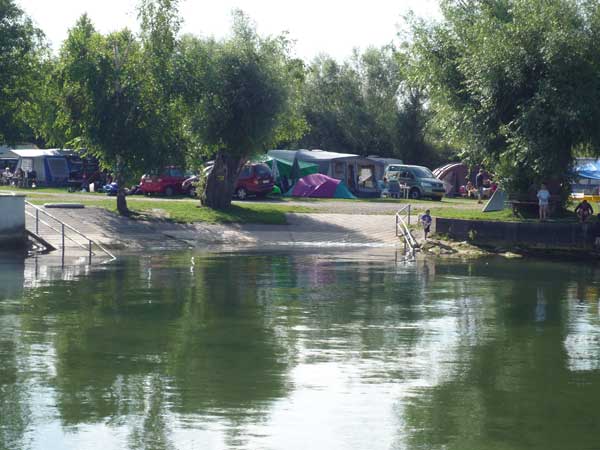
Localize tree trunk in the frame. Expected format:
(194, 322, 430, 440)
(115, 167, 128, 216)
(201, 150, 245, 209)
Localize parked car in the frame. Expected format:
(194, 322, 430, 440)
(182, 163, 275, 200)
(181, 175, 199, 197)
(384, 164, 445, 200)
(185, 163, 274, 200)
(235, 163, 274, 200)
(140, 167, 191, 196)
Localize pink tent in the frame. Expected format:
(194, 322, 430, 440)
(286, 173, 356, 198)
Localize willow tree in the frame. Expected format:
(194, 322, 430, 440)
(407, 0, 600, 203)
(57, 1, 185, 215)
(178, 12, 303, 209)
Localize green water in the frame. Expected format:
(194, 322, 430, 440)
(1, 250, 600, 450)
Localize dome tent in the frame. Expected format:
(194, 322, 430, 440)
(285, 173, 356, 199)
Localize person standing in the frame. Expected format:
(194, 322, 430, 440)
(421, 209, 432, 240)
(537, 183, 550, 221)
(475, 168, 485, 204)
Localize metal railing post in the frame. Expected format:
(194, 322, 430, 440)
(407, 204, 411, 225)
(88, 241, 93, 265)
(24, 200, 116, 263)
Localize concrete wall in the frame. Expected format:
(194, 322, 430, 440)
(434, 217, 600, 251)
(0, 194, 26, 248)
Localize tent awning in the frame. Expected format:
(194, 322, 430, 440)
(267, 156, 318, 180)
(12, 149, 65, 158)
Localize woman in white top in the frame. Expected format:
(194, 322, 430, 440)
(537, 184, 550, 221)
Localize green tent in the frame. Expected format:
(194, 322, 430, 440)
(267, 157, 318, 183)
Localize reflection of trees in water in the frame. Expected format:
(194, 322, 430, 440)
(166, 255, 291, 412)
(0, 340, 32, 450)
(3, 253, 291, 449)
(0, 256, 29, 450)
(398, 260, 600, 450)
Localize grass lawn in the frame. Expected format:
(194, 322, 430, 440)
(429, 200, 579, 222)
(430, 207, 527, 222)
(22, 193, 312, 224)
(6, 185, 585, 224)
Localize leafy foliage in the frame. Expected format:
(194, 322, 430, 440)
(0, 0, 47, 144)
(296, 47, 453, 166)
(177, 11, 305, 208)
(56, 2, 186, 213)
(407, 0, 600, 202)
(179, 11, 304, 159)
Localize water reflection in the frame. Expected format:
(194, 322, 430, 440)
(2, 252, 600, 449)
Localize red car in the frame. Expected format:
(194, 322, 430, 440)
(140, 167, 190, 196)
(235, 163, 274, 200)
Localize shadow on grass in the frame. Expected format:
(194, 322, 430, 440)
(126, 202, 302, 225)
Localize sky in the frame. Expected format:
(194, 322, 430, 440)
(17, 0, 441, 61)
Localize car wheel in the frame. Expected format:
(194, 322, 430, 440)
(189, 187, 197, 198)
(164, 186, 174, 197)
(409, 188, 421, 200)
(236, 187, 248, 200)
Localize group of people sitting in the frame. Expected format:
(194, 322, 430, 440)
(0, 167, 37, 187)
(461, 169, 497, 202)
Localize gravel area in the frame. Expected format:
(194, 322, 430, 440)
(241, 197, 481, 215)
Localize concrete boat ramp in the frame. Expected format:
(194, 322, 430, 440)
(25, 207, 401, 254)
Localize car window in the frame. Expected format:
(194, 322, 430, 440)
(239, 166, 252, 178)
(168, 168, 184, 177)
(254, 164, 271, 177)
(411, 167, 434, 178)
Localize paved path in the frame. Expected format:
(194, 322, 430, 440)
(26, 207, 403, 255)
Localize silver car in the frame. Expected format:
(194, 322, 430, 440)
(385, 164, 445, 200)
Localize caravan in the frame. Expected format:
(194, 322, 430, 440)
(266, 149, 401, 197)
(13, 149, 72, 186)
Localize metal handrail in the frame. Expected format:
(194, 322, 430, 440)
(25, 210, 90, 251)
(395, 204, 417, 258)
(25, 201, 116, 262)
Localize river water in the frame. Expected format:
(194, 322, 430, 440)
(1, 249, 600, 450)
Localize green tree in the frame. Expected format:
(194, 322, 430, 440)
(57, 17, 148, 214)
(407, 0, 600, 203)
(299, 55, 381, 155)
(297, 48, 453, 166)
(57, 3, 185, 214)
(0, 0, 46, 144)
(178, 11, 303, 209)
